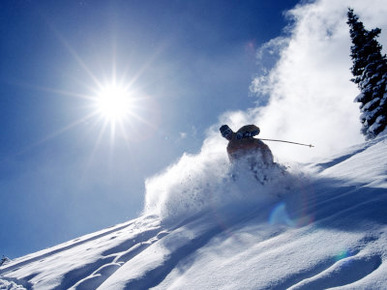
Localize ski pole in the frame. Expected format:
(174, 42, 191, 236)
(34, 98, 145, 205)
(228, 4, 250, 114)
(259, 138, 314, 148)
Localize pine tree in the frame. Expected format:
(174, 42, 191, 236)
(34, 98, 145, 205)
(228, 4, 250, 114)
(347, 8, 387, 139)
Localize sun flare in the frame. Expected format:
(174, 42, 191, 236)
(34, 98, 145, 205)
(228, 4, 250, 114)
(95, 84, 133, 122)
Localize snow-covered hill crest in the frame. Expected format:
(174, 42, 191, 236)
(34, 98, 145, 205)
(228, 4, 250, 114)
(1, 135, 386, 289)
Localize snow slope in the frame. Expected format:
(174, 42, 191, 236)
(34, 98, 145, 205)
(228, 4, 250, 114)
(1, 135, 386, 289)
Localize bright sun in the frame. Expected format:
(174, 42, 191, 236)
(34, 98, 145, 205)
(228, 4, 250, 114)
(95, 84, 133, 123)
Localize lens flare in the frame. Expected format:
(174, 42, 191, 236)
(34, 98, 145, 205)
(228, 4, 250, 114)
(269, 202, 313, 227)
(269, 202, 296, 227)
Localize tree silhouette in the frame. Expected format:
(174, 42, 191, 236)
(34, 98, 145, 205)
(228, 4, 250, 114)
(347, 8, 387, 138)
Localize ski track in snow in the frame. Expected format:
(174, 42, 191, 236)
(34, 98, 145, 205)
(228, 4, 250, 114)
(0, 215, 166, 289)
(64, 227, 164, 289)
(0, 136, 386, 289)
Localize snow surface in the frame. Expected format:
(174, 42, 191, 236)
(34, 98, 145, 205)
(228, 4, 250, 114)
(1, 135, 386, 289)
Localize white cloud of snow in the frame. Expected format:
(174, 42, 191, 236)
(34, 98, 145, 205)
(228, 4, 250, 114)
(144, 0, 387, 221)
(144, 139, 229, 221)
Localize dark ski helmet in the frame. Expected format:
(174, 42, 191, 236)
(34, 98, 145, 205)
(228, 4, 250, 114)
(236, 125, 260, 139)
(220, 124, 233, 140)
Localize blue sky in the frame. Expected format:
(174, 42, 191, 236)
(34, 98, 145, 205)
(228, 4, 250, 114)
(0, 0, 299, 258)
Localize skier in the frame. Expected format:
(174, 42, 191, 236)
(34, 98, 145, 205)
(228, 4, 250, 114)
(219, 124, 274, 167)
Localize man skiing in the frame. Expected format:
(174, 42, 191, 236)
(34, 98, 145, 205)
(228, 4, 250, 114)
(219, 124, 274, 167)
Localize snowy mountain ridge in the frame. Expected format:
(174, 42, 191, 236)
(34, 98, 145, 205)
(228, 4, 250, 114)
(1, 134, 386, 289)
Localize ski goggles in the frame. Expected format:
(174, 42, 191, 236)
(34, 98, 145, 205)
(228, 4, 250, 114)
(236, 128, 260, 140)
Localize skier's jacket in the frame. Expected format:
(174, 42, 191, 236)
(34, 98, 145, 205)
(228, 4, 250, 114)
(226, 125, 274, 165)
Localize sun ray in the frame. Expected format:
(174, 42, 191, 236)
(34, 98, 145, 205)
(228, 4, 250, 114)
(48, 23, 103, 89)
(13, 111, 98, 158)
(83, 118, 111, 173)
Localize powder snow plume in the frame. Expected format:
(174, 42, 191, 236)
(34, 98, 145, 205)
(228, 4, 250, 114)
(143, 128, 300, 224)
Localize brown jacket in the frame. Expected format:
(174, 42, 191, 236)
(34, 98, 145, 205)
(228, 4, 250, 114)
(227, 135, 274, 165)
